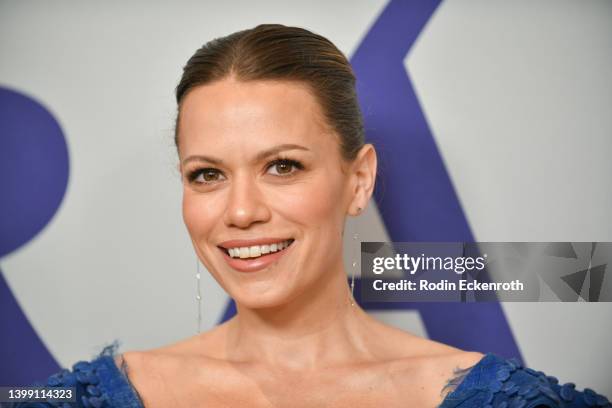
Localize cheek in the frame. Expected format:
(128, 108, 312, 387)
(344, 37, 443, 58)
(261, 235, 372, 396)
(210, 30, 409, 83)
(277, 175, 346, 230)
(182, 189, 216, 240)
(182, 192, 199, 238)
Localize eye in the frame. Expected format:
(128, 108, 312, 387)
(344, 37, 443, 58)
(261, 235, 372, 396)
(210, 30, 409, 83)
(187, 168, 225, 184)
(267, 158, 303, 176)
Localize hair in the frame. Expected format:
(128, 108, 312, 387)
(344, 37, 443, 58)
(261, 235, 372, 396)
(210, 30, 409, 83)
(174, 24, 365, 162)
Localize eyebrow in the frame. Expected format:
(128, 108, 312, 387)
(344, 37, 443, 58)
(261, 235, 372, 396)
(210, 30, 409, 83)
(181, 143, 311, 166)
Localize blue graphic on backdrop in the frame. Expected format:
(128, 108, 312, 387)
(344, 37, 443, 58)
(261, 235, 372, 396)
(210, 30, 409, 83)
(351, 0, 522, 360)
(0, 87, 69, 384)
(221, 0, 524, 361)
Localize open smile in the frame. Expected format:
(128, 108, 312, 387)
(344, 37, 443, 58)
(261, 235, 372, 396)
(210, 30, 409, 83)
(217, 239, 295, 273)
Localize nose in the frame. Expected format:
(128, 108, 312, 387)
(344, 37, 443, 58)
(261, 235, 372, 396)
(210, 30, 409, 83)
(223, 172, 271, 229)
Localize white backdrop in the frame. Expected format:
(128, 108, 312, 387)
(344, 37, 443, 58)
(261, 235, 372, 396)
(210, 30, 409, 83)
(1, 0, 611, 395)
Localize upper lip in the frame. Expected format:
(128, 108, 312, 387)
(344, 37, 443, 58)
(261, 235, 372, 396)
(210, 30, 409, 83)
(218, 237, 294, 249)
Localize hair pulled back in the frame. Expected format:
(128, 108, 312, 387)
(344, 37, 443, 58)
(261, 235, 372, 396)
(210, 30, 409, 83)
(175, 24, 364, 162)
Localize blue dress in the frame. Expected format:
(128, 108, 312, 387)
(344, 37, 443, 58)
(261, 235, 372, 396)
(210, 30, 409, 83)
(5, 343, 611, 408)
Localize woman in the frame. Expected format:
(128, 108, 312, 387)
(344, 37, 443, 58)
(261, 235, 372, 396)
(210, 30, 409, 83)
(11, 24, 610, 408)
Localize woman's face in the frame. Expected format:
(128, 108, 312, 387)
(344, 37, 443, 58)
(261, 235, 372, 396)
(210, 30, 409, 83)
(178, 78, 357, 308)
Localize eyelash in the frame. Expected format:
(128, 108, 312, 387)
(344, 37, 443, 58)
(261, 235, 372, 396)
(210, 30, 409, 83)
(186, 158, 304, 185)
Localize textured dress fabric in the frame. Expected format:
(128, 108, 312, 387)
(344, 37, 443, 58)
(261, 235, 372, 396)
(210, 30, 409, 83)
(439, 354, 611, 408)
(5, 343, 611, 408)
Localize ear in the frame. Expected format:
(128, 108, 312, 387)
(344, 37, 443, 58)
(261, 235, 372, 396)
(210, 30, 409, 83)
(348, 143, 377, 216)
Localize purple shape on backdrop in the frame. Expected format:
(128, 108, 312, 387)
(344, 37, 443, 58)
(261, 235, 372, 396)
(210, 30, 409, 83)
(350, 0, 522, 361)
(0, 87, 68, 384)
(352, 0, 468, 241)
(220, 298, 237, 324)
(0, 87, 70, 257)
(0, 269, 60, 385)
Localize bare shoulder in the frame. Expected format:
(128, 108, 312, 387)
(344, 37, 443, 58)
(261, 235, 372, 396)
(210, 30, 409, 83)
(116, 324, 230, 377)
(385, 342, 485, 407)
(422, 349, 485, 407)
(113, 324, 232, 407)
(367, 323, 484, 406)
(371, 317, 483, 365)
(119, 318, 231, 364)
(414, 348, 485, 386)
(113, 348, 183, 407)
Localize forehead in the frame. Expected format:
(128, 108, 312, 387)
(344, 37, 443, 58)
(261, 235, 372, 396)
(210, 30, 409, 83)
(178, 78, 335, 155)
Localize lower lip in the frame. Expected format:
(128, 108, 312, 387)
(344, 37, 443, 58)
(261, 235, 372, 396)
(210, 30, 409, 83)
(219, 242, 294, 273)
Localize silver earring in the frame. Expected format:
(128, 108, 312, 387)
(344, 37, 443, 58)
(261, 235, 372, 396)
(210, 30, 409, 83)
(195, 258, 202, 334)
(351, 233, 359, 306)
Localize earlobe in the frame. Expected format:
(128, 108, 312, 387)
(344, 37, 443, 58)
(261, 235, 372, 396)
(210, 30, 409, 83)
(347, 205, 363, 217)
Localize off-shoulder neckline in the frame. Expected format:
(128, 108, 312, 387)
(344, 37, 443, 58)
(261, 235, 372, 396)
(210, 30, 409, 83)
(93, 348, 500, 408)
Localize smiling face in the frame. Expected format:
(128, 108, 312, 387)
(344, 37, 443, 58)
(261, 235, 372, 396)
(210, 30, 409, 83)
(177, 77, 356, 308)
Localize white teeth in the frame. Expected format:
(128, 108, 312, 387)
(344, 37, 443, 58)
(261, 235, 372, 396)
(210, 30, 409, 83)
(226, 240, 292, 259)
(239, 247, 250, 259)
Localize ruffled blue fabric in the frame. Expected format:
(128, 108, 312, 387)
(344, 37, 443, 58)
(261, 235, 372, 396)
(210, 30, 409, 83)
(440, 353, 611, 408)
(4, 341, 143, 408)
(5, 347, 610, 407)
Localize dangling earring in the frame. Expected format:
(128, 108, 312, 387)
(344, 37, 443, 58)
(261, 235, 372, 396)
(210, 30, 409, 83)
(351, 234, 359, 306)
(195, 257, 202, 334)
(351, 207, 361, 306)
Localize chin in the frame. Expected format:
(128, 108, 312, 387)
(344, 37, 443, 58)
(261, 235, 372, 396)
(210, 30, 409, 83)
(231, 287, 295, 310)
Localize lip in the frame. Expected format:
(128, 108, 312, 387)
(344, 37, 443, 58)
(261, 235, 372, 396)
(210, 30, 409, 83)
(218, 239, 295, 273)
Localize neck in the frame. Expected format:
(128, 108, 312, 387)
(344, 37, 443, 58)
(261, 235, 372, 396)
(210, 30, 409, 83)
(223, 259, 376, 371)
